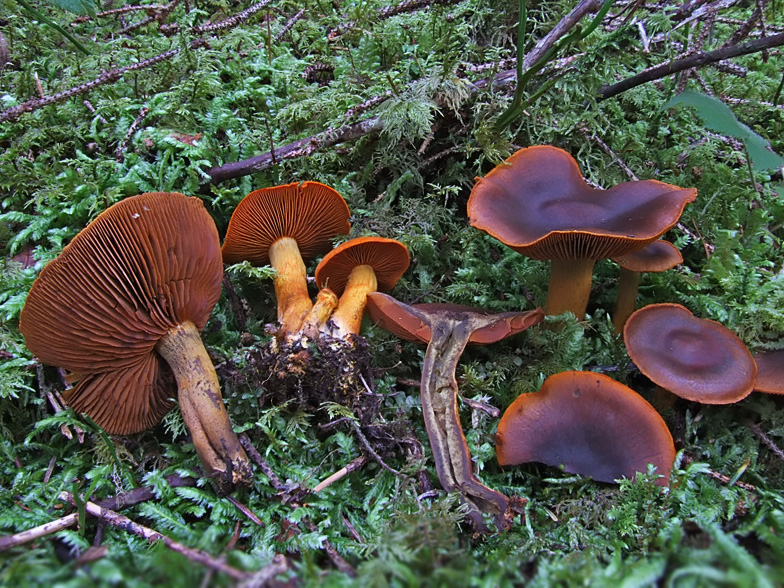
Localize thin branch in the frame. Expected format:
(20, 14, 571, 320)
(599, 32, 784, 100)
(239, 433, 286, 491)
(0, 475, 195, 552)
(313, 455, 368, 493)
(115, 106, 150, 162)
(60, 492, 251, 581)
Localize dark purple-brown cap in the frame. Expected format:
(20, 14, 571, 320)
(624, 303, 757, 404)
(496, 371, 675, 486)
(467, 145, 697, 260)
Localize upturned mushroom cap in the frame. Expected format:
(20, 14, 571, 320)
(20, 193, 221, 433)
(365, 293, 544, 345)
(753, 350, 784, 395)
(612, 240, 683, 272)
(624, 303, 757, 404)
(467, 145, 697, 260)
(221, 181, 351, 265)
(496, 371, 675, 486)
(315, 237, 410, 295)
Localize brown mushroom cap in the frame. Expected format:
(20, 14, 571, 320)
(467, 145, 697, 260)
(612, 240, 683, 272)
(753, 350, 784, 395)
(624, 303, 757, 404)
(19, 192, 222, 434)
(365, 293, 544, 345)
(496, 371, 675, 485)
(315, 236, 410, 295)
(221, 181, 351, 265)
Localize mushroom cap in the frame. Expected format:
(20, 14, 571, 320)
(467, 145, 697, 260)
(496, 371, 675, 485)
(315, 236, 410, 295)
(221, 182, 351, 265)
(753, 350, 784, 395)
(366, 292, 544, 344)
(20, 192, 223, 434)
(624, 303, 757, 404)
(612, 240, 683, 272)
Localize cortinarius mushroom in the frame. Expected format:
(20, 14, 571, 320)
(752, 350, 784, 395)
(366, 292, 544, 530)
(467, 145, 696, 319)
(624, 303, 757, 404)
(221, 182, 351, 335)
(20, 193, 252, 494)
(315, 236, 410, 337)
(611, 240, 683, 335)
(496, 371, 675, 486)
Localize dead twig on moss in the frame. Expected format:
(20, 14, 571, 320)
(0, 475, 196, 552)
(59, 491, 251, 581)
(115, 106, 150, 162)
(599, 32, 784, 100)
(313, 455, 368, 492)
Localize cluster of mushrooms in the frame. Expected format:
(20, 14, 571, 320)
(18, 145, 782, 533)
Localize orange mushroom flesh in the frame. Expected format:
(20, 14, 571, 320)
(315, 237, 410, 337)
(366, 292, 544, 531)
(624, 303, 757, 404)
(467, 145, 696, 319)
(611, 240, 683, 335)
(497, 371, 675, 486)
(221, 182, 351, 335)
(752, 350, 784, 395)
(19, 193, 252, 495)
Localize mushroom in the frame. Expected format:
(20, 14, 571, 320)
(19, 193, 252, 494)
(624, 303, 757, 404)
(298, 288, 339, 339)
(221, 182, 351, 335)
(611, 239, 683, 335)
(467, 145, 696, 319)
(752, 350, 784, 395)
(366, 292, 544, 530)
(315, 236, 410, 337)
(496, 371, 675, 486)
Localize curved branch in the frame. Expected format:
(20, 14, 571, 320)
(599, 32, 784, 101)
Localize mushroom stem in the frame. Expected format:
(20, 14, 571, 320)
(328, 264, 378, 337)
(298, 288, 339, 339)
(156, 321, 252, 494)
(420, 319, 511, 531)
(269, 237, 313, 334)
(544, 258, 596, 318)
(612, 267, 641, 335)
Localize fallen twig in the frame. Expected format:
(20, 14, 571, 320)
(599, 32, 784, 100)
(0, 474, 195, 552)
(115, 106, 150, 162)
(239, 433, 286, 491)
(748, 420, 784, 464)
(313, 455, 368, 493)
(60, 491, 251, 581)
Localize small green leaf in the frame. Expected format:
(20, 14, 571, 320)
(665, 90, 784, 170)
(44, 0, 97, 16)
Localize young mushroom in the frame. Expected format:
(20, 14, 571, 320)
(221, 182, 351, 335)
(611, 240, 683, 335)
(467, 145, 696, 319)
(19, 193, 252, 494)
(624, 303, 757, 404)
(496, 371, 675, 486)
(366, 292, 544, 531)
(315, 236, 410, 338)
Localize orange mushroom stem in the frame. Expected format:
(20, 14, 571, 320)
(611, 240, 683, 335)
(298, 288, 339, 339)
(329, 264, 378, 336)
(544, 258, 596, 318)
(267, 236, 313, 332)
